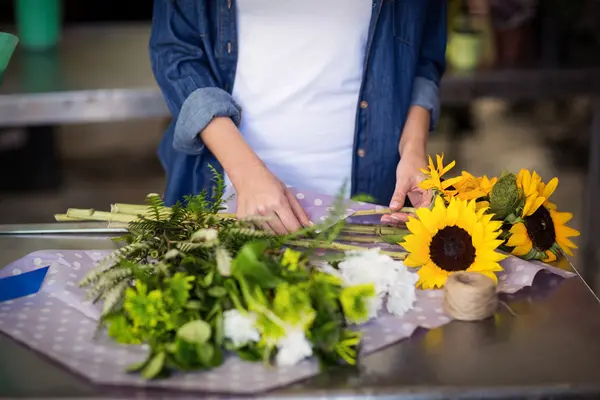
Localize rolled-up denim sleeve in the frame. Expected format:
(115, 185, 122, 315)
(174, 88, 242, 154)
(150, 0, 240, 155)
(411, 0, 447, 132)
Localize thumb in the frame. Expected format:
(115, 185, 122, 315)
(389, 184, 408, 211)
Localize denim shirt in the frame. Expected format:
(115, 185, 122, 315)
(150, 0, 446, 206)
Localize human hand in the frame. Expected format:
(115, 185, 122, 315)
(381, 153, 432, 225)
(233, 164, 311, 235)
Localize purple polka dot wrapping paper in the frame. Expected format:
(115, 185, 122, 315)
(0, 190, 576, 394)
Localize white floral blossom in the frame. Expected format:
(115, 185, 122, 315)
(223, 309, 260, 347)
(276, 329, 313, 366)
(328, 248, 419, 319)
(386, 263, 419, 316)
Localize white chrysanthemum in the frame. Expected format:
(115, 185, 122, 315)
(386, 261, 419, 316)
(330, 248, 419, 319)
(276, 329, 313, 366)
(223, 309, 260, 347)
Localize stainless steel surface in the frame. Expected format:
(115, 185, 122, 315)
(0, 24, 167, 126)
(1, 227, 600, 398)
(1, 24, 600, 126)
(0, 222, 127, 235)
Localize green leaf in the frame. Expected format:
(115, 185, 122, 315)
(213, 311, 224, 346)
(340, 284, 375, 324)
(236, 346, 262, 362)
(177, 320, 212, 344)
(173, 339, 200, 370)
(203, 271, 215, 287)
(350, 193, 375, 203)
(126, 357, 149, 373)
(196, 343, 215, 366)
(231, 241, 280, 288)
(185, 300, 203, 310)
(141, 352, 166, 379)
(381, 233, 409, 245)
(208, 286, 227, 297)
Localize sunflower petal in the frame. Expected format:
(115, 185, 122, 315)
(543, 177, 559, 199)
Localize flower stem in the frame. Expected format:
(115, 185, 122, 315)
(285, 239, 407, 260)
(65, 208, 136, 223)
(351, 207, 416, 216)
(341, 225, 408, 235)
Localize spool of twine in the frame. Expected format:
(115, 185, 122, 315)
(443, 272, 498, 321)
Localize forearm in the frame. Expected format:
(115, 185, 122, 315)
(200, 117, 265, 188)
(399, 105, 430, 158)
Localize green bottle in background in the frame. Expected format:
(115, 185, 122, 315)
(0, 32, 18, 85)
(15, 0, 62, 51)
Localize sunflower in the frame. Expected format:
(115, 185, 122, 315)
(517, 169, 558, 217)
(419, 154, 464, 201)
(507, 171, 579, 261)
(401, 196, 506, 289)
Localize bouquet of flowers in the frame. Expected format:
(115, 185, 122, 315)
(56, 156, 580, 379)
(401, 154, 580, 289)
(70, 174, 418, 379)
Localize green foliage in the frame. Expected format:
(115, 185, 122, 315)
(80, 172, 374, 379)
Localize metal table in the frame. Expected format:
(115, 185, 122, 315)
(1, 226, 600, 399)
(0, 23, 599, 280)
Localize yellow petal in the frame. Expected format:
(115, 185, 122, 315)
(512, 241, 533, 256)
(446, 197, 460, 226)
(507, 232, 527, 247)
(544, 251, 557, 262)
(441, 159, 456, 176)
(543, 177, 559, 199)
(406, 217, 432, 239)
(551, 211, 573, 225)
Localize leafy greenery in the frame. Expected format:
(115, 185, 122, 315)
(80, 172, 374, 379)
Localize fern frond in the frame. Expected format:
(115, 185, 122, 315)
(215, 246, 232, 276)
(100, 279, 130, 317)
(96, 267, 134, 292)
(80, 242, 148, 287)
(176, 241, 215, 252)
(208, 164, 226, 213)
(225, 227, 271, 238)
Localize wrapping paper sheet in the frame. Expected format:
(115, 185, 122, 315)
(0, 190, 576, 394)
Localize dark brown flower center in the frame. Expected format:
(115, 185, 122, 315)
(524, 205, 556, 251)
(429, 226, 476, 272)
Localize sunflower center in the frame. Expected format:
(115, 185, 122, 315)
(429, 226, 476, 272)
(524, 205, 556, 251)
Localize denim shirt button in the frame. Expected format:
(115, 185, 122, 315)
(227, 42, 232, 54)
(359, 100, 368, 109)
(357, 148, 366, 157)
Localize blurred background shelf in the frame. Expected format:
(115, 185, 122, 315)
(1, 24, 599, 126)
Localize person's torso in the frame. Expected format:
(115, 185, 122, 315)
(223, 0, 371, 197)
(159, 0, 431, 206)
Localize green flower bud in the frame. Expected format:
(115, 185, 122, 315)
(489, 173, 522, 220)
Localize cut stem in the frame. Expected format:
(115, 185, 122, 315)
(65, 209, 136, 223)
(286, 239, 407, 260)
(341, 225, 409, 235)
(337, 235, 387, 244)
(351, 207, 416, 216)
(54, 214, 80, 222)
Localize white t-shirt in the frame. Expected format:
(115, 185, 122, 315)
(225, 0, 372, 197)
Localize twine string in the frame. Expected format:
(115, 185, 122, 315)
(443, 272, 499, 321)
